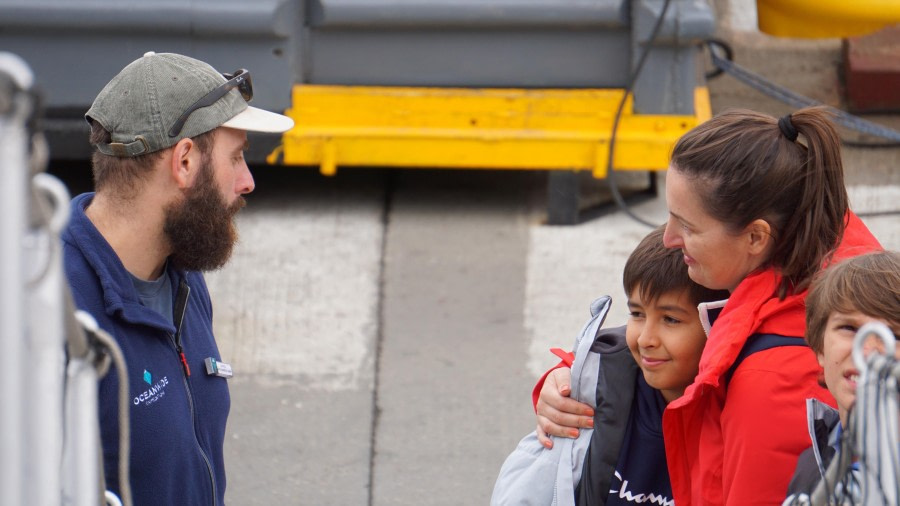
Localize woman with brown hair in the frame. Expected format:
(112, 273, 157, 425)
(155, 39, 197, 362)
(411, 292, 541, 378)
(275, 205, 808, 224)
(534, 107, 883, 504)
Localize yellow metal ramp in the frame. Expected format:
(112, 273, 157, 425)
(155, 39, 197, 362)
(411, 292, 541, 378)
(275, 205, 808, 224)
(274, 85, 711, 179)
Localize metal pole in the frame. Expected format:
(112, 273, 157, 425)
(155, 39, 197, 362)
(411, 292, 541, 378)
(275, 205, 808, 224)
(63, 357, 101, 506)
(0, 51, 34, 506)
(1, 51, 103, 506)
(25, 172, 70, 505)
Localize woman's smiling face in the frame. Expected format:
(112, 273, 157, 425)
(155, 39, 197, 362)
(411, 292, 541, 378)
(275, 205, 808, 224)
(662, 167, 769, 292)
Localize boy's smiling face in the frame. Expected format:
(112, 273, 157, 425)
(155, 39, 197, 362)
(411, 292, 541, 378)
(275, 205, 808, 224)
(818, 310, 900, 427)
(626, 287, 707, 402)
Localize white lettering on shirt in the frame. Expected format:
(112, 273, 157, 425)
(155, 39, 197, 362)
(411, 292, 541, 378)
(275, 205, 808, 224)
(609, 471, 675, 505)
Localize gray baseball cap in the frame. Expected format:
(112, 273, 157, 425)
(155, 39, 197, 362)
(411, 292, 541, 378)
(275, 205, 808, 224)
(86, 51, 294, 157)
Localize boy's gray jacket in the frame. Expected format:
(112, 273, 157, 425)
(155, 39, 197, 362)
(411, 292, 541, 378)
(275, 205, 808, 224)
(491, 296, 639, 506)
(783, 399, 841, 502)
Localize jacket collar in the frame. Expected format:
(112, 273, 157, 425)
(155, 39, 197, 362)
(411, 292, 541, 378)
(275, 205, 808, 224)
(694, 268, 806, 389)
(698, 299, 728, 337)
(65, 193, 179, 334)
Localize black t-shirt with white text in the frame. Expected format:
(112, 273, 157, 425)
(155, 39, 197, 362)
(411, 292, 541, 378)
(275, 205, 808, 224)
(606, 375, 673, 506)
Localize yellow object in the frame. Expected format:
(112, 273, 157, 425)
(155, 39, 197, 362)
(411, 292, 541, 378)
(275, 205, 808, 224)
(758, 0, 900, 39)
(274, 85, 710, 179)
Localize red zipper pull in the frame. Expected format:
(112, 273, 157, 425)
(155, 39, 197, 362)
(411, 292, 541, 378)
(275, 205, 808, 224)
(180, 351, 191, 377)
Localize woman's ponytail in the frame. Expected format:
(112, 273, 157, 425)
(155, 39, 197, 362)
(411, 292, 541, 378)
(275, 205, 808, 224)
(774, 107, 848, 296)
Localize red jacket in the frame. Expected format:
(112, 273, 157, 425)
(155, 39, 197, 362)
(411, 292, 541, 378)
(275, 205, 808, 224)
(662, 212, 882, 505)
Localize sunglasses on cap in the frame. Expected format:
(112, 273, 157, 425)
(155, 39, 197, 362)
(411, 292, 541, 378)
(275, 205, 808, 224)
(167, 69, 253, 138)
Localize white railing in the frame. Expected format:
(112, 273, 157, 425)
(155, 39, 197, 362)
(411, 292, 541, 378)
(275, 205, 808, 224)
(0, 51, 113, 506)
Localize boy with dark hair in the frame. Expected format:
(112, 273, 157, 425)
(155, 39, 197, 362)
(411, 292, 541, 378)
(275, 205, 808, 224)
(492, 227, 729, 505)
(784, 250, 900, 502)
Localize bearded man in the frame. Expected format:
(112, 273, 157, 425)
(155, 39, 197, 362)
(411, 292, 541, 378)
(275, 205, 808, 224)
(61, 52, 293, 506)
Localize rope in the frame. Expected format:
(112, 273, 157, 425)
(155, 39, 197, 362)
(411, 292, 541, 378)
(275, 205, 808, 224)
(705, 40, 900, 144)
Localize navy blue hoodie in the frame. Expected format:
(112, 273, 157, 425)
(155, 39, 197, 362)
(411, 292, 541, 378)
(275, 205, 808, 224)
(62, 193, 230, 505)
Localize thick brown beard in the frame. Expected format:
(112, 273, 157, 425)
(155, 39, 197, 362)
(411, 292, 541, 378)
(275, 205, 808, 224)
(163, 162, 246, 272)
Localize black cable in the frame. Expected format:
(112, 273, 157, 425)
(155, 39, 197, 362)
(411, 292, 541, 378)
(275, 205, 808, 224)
(605, 0, 673, 228)
(704, 39, 733, 80)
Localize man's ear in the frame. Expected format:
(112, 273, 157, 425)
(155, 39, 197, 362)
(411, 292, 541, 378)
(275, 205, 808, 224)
(169, 138, 199, 189)
(817, 351, 825, 368)
(745, 219, 773, 256)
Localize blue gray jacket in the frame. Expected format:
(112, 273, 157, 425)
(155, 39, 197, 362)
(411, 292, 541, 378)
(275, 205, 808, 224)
(492, 296, 639, 506)
(62, 193, 230, 506)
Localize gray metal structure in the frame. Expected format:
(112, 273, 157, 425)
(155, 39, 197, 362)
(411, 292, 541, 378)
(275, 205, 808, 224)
(0, 51, 107, 506)
(0, 0, 713, 163)
(0, 50, 32, 506)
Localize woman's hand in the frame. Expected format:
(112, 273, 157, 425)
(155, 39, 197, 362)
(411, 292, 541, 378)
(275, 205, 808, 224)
(535, 367, 594, 448)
